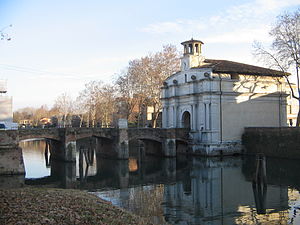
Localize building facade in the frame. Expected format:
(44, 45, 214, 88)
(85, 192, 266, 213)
(161, 39, 289, 156)
(286, 83, 299, 126)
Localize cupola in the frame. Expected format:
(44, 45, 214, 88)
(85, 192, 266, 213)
(181, 39, 204, 56)
(181, 39, 205, 71)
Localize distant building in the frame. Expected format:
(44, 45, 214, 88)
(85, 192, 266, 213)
(0, 80, 16, 129)
(161, 39, 289, 156)
(19, 119, 33, 127)
(39, 117, 51, 125)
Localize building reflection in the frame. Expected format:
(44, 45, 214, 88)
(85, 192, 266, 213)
(163, 157, 289, 225)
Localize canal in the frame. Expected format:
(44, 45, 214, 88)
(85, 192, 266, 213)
(5, 139, 300, 224)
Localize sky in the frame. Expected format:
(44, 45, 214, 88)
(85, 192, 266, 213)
(0, 0, 299, 110)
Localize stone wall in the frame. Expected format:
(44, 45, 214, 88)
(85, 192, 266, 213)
(242, 127, 300, 159)
(0, 130, 25, 175)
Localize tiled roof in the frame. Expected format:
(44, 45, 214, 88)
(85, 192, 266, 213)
(192, 59, 289, 77)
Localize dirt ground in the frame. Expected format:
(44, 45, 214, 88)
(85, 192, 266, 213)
(0, 188, 153, 225)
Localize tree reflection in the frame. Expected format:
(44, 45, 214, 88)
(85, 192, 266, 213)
(127, 185, 167, 224)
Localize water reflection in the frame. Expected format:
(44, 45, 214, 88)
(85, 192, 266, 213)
(17, 139, 300, 224)
(20, 140, 51, 178)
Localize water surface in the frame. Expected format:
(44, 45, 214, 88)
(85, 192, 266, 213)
(15, 140, 300, 224)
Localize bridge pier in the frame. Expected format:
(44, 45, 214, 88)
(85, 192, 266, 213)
(48, 139, 76, 162)
(162, 158, 176, 177)
(0, 130, 25, 175)
(114, 129, 129, 159)
(95, 129, 129, 159)
(162, 139, 177, 157)
(64, 141, 76, 162)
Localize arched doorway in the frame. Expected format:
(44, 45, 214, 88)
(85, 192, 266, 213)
(182, 111, 191, 129)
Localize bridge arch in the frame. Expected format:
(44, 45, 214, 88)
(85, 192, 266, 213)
(19, 135, 61, 142)
(129, 137, 163, 157)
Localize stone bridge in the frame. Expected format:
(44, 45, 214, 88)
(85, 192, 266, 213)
(18, 127, 190, 159)
(0, 127, 190, 174)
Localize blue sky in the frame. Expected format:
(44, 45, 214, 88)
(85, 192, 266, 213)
(0, 0, 299, 110)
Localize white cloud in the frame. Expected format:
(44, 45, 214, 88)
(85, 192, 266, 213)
(141, 0, 299, 44)
(140, 19, 206, 34)
(205, 25, 271, 44)
(255, 0, 300, 11)
(141, 21, 185, 34)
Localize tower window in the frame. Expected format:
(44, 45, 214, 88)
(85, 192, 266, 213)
(195, 44, 199, 53)
(185, 74, 187, 82)
(189, 44, 193, 53)
(184, 45, 188, 54)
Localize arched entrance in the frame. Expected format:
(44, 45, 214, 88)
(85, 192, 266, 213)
(182, 111, 191, 129)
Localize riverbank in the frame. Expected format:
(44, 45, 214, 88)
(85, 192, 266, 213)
(0, 187, 153, 225)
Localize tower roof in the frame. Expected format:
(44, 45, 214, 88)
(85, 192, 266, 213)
(181, 39, 204, 45)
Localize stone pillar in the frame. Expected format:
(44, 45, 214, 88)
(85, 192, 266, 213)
(50, 140, 76, 162)
(198, 103, 204, 129)
(194, 104, 198, 131)
(116, 160, 129, 188)
(162, 107, 167, 128)
(116, 129, 129, 159)
(162, 139, 176, 157)
(164, 106, 168, 128)
(192, 104, 198, 131)
(63, 162, 76, 188)
(205, 103, 210, 130)
(0, 130, 25, 175)
(49, 128, 76, 162)
(210, 99, 220, 142)
(191, 104, 195, 130)
(170, 106, 174, 127)
(64, 141, 76, 162)
(173, 105, 177, 128)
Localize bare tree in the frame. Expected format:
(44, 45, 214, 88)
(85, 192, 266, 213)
(253, 8, 300, 125)
(73, 96, 88, 127)
(115, 70, 141, 123)
(145, 45, 180, 127)
(78, 81, 116, 127)
(96, 84, 116, 127)
(32, 105, 49, 126)
(78, 81, 102, 127)
(53, 93, 73, 127)
(115, 45, 180, 127)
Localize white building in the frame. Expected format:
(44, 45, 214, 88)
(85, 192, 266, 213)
(0, 80, 15, 129)
(161, 39, 289, 156)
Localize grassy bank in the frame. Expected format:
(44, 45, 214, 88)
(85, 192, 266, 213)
(0, 188, 153, 225)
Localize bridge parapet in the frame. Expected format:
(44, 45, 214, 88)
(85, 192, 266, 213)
(19, 128, 61, 141)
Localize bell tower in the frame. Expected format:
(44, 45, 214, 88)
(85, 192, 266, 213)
(181, 39, 205, 71)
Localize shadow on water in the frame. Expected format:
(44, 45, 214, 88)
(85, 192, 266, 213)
(4, 139, 300, 224)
